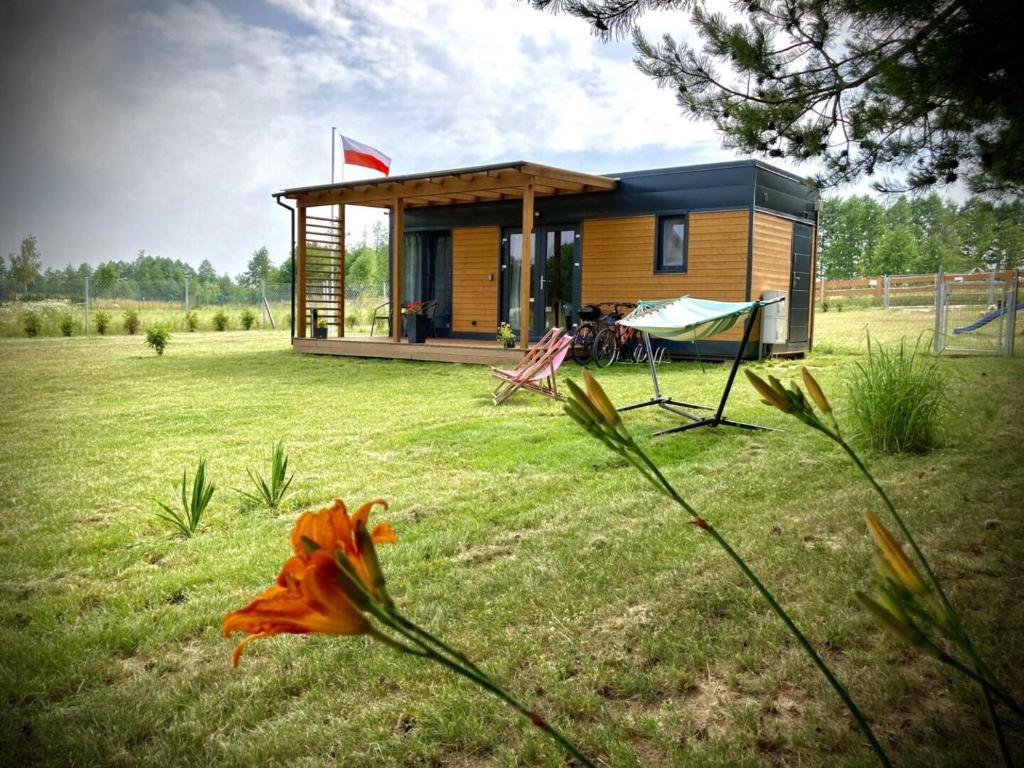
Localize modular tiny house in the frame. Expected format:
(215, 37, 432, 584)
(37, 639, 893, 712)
(276, 159, 818, 364)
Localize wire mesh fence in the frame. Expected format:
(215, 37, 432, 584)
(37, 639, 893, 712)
(0, 277, 394, 339)
(0, 278, 294, 337)
(812, 269, 1022, 357)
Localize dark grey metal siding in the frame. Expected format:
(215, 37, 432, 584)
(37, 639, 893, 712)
(403, 160, 813, 229)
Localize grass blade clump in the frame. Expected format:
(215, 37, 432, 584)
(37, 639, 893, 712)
(153, 459, 215, 537)
(238, 441, 294, 509)
(846, 335, 945, 453)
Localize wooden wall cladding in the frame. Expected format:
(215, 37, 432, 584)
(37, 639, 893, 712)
(581, 211, 750, 340)
(451, 226, 499, 334)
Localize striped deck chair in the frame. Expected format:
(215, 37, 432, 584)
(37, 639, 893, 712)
(491, 328, 572, 405)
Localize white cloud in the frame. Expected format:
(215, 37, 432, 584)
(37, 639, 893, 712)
(0, 0, 803, 275)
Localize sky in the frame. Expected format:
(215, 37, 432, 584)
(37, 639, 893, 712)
(1, 0, 822, 276)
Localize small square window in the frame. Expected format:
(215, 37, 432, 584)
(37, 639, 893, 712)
(656, 216, 687, 273)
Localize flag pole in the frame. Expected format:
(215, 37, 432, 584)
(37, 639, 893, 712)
(331, 126, 336, 184)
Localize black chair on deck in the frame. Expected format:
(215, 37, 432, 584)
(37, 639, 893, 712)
(370, 302, 390, 336)
(420, 300, 438, 337)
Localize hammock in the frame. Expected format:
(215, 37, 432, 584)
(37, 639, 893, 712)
(619, 297, 759, 340)
(616, 295, 784, 436)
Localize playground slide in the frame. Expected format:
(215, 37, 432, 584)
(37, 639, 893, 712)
(953, 302, 1024, 334)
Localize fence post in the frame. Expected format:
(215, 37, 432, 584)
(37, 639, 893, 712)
(184, 276, 189, 314)
(84, 275, 90, 335)
(933, 270, 944, 354)
(988, 269, 996, 305)
(261, 279, 267, 329)
(1007, 269, 1019, 357)
(883, 274, 890, 309)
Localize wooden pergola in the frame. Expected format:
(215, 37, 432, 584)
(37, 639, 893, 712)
(278, 161, 617, 349)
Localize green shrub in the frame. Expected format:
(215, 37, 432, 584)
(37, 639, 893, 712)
(345, 312, 359, 330)
(240, 307, 257, 330)
(124, 308, 140, 335)
(847, 335, 946, 453)
(23, 311, 41, 337)
(145, 324, 172, 355)
(95, 310, 110, 335)
(152, 459, 215, 538)
(58, 313, 75, 337)
(186, 310, 199, 332)
(213, 309, 228, 331)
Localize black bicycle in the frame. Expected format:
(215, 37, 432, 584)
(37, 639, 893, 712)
(570, 303, 604, 365)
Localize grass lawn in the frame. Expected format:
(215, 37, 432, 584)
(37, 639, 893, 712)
(1, 331, 1022, 767)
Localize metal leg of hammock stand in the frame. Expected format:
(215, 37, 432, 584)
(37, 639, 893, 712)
(653, 304, 778, 436)
(617, 332, 713, 420)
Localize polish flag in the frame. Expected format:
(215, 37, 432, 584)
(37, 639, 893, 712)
(340, 135, 391, 176)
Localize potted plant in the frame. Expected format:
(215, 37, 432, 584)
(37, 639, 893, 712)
(314, 318, 328, 339)
(403, 301, 428, 344)
(497, 322, 516, 349)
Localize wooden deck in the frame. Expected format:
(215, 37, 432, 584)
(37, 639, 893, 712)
(292, 335, 528, 366)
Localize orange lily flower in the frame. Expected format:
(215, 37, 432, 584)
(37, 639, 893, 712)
(223, 498, 397, 666)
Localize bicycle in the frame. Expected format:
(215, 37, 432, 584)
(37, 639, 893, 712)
(570, 303, 605, 365)
(592, 302, 638, 368)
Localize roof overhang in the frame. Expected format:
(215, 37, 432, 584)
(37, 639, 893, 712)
(278, 161, 618, 209)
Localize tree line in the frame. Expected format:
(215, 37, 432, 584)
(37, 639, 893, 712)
(1, 221, 390, 304)
(817, 195, 1022, 279)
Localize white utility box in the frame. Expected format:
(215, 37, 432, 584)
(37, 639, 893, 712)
(760, 290, 789, 344)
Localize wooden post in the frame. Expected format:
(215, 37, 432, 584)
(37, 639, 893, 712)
(519, 181, 534, 350)
(297, 206, 307, 338)
(391, 199, 404, 343)
(337, 205, 346, 337)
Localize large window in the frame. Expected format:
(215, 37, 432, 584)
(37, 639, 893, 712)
(402, 230, 452, 336)
(656, 215, 687, 273)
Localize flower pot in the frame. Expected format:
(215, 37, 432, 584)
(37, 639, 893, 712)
(405, 315, 429, 344)
(313, 326, 328, 339)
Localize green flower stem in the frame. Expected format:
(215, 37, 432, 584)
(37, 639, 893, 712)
(833, 435, 1018, 766)
(387, 611, 488, 678)
(934, 651, 1023, 715)
(631, 443, 893, 768)
(363, 601, 597, 768)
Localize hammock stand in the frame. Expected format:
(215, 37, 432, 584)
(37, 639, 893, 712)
(617, 296, 785, 436)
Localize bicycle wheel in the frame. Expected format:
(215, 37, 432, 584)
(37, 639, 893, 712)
(593, 327, 619, 368)
(571, 324, 596, 365)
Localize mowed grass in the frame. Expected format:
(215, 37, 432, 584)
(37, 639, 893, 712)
(1, 331, 1022, 767)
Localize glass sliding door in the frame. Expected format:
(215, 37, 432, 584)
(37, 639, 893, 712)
(401, 230, 452, 337)
(500, 230, 523, 335)
(501, 224, 580, 339)
(539, 225, 580, 332)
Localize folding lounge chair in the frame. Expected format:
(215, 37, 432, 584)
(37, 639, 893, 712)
(617, 295, 785, 435)
(491, 329, 572, 405)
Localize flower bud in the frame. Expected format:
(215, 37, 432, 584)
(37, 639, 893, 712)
(801, 368, 832, 414)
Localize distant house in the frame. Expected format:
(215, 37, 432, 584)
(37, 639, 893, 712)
(275, 159, 818, 364)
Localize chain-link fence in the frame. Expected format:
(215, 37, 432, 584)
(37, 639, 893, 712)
(0, 277, 395, 339)
(812, 269, 1023, 357)
(0, 278, 294, 338)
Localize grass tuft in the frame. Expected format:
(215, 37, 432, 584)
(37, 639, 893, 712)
(152, 458, 215, 536)
(238, 441, 294, 509)
(846, 335, 946, 453)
